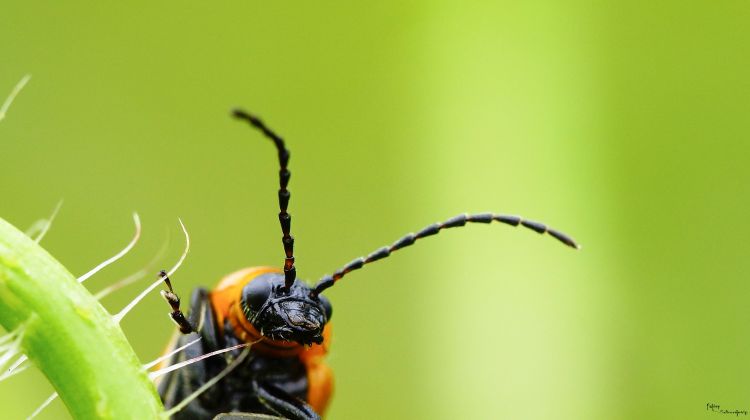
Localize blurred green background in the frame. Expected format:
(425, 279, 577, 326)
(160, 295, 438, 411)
(1, 1, 749, 419)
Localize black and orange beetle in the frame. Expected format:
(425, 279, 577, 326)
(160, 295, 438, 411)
(155, 109, 579, 420)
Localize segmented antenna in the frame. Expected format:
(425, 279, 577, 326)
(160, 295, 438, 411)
(313, 213, 579, 295)
(232, 109, 297, 290)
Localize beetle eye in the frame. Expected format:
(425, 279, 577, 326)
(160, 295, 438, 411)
(242, 278, 272, 316)
(318, 294, 332, 321)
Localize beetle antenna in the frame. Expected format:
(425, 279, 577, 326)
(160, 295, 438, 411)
(232, 109, 297, 291)
(312, 212, 579, 295)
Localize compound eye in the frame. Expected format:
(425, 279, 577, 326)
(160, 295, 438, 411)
(318, 294, 333, 321)
(242, 277, 272, 315)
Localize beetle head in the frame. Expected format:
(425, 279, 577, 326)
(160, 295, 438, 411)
(240, 273, 332, 346)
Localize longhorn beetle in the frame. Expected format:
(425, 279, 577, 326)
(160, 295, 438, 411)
(156, 109, 579, 420)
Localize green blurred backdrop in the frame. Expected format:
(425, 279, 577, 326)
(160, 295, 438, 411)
(1, 1, 749, 419)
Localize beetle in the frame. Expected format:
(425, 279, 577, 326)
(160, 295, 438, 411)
(155, 109, 579, 420)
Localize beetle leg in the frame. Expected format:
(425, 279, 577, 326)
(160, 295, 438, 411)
(158, 288, 227, 418)
(252, 380, 321, 420)
(158, 270, 194, 334)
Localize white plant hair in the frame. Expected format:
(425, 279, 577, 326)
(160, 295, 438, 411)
(0, 74, 31, 123)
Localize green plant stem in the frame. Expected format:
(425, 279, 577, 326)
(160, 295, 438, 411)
(0, 217, 164, 418)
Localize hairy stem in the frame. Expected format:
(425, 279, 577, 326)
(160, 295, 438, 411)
(0, 217, 164, 418)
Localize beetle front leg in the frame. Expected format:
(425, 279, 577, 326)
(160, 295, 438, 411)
(253, 380, 321, 420)
(158, 270, 194, 334)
